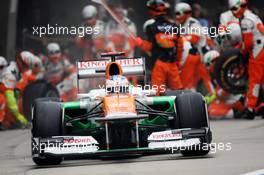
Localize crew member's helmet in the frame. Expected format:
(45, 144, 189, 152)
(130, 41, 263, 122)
(46, 42, 62, 63)
(174, 2, 192, 24)
(146, 0, 170, 18)
(16, 51, 36, 72)
(31, 55, 43, 74)
(82, 5, 98, 20)
(203, 50, 220, 68)
(228, 0, 248, 18)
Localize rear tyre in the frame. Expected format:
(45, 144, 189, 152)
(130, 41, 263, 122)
(32, 100, 63, 165)
(174, 93, 211, 156)
(23, 80, 59, 121)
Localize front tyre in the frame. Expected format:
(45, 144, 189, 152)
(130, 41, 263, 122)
(32, 100, 63, 165)
(174, 92, 211, 156)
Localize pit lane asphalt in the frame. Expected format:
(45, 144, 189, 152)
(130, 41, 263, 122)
(0, 119, 264, 175)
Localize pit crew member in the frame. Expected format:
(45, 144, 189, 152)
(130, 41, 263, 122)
(76, 5, 105, 60)
(0, 52, 38, 127)
(229, 0, 264, 119)
(134, 0, 183, 94)
(44, 43, 77, 102)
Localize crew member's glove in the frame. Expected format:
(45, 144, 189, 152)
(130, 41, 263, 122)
(133, 37, 143, 46)
(204, 92, 217, 105)
(17, 113, 29, 126)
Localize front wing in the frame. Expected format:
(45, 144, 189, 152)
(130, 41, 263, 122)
(32, 128, 211, 158)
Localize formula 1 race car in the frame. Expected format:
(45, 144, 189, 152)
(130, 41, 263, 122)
(31, 52, 212, 165)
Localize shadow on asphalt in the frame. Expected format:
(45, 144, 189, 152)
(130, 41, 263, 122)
(30, 154, 214, 170)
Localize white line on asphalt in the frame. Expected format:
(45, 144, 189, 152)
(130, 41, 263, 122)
(242, 169, 264, 175)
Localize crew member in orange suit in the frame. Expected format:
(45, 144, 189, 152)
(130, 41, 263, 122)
(229, 0, 264, 119)
(134, 0, 183, 94)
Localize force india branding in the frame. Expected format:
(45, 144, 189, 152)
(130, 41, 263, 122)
(78, 58, 143, 69)
(63, 137, 95, 144)
(41, 136, 99, 154)
(148, 130, 182, 141)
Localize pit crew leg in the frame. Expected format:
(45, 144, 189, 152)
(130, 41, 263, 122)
(168, 62, 183, 90)
(151, 60, 167, 95)
(246, 50, 264, 109)
(56, 74, 77, 102)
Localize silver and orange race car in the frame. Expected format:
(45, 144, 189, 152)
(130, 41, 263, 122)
(31, 52, 212, 165)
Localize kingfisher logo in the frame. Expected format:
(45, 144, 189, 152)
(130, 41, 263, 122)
(78, 58, 143, 69)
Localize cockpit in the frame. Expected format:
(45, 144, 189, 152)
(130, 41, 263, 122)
(105, 75, 130, 94)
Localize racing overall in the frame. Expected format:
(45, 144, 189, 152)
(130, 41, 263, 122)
(178, 17, 215, 95)
(181, 17, 212, 55)
(76, 20, 105, 60)
(142, 16, 183, 94)
(218, 10, 252, 48)
(0, 62, 28, 126)
(105, 16, 137, 57)
(219, 10, 240, 28)
(240, 11, 264, 110)
(43, 57, 77, 102)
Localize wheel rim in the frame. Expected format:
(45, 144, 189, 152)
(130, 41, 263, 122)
(225, 60, 247, 89)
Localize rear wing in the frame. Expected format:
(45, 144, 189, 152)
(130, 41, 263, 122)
(76, 57, 146, 93)
(77, 57, 146, 79)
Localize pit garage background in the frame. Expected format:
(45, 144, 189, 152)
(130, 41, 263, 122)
(0, 0, 263, 61)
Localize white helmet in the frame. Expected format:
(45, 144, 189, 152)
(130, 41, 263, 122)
(174, 2, 192, 15)
(203, 50, 220, 67)
(0, 56, 8, 74)
(18, 51, 36, 68)
(82, 5, 97, 19)
(143, 19, 155, 33)
(0, 56, 8, 67)
(32, 56, 43, 69)
(228, 0, 247, 9)
(47, 42, 61, 55)
(227, 22, 242, 45)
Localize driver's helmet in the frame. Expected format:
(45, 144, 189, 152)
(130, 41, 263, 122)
(105, 75, 129, 94)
